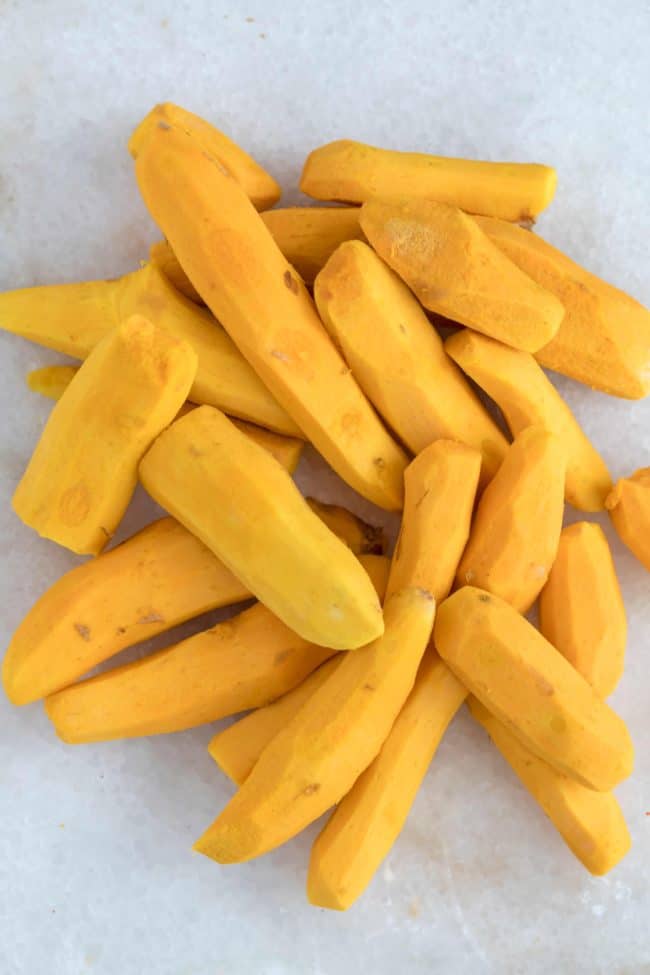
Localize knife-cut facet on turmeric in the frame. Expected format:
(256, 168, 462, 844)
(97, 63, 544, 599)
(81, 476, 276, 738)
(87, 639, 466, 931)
(0, 262, 299, 436)
(13, 316, 197, 556)
(314, 240, 508, 482)
(456, 426, 566, 613)
(469, 698, 631, 876)
(539, 523, 626, 698)
(435, 587, 634, 792)
(129, 102, 281, 210)
(305, 499, 385, 555)
(386, 440, 481, 602)
(194, 586, 435, 864)
(209, 656, 344, 785)
(359, 198, 564, 353)
(606, 468, 650, 573)
(300, 140, 557, 222)
(149, 239, 204, 303)
(259, 206, 363, 285)
(308, 650, 466, 911)
(135, 122, 407, 509)
(475, 216, 650, 399)
(45, 554, 389, 744)
(445, 330, 612, 511)
(139, 406, 384, 649)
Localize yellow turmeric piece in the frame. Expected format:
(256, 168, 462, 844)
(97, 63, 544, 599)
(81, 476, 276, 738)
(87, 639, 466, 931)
(305, 498, 385, 555)
(539, 523, 626, 698)
(13, 316, 197, 556)
(193, 587, 435, 864)
(359, 198, 564, 353)
(314, 240, 508, 482)
(45, 555, 390, 743)
(456, 426, 566, 613)
(606, 468, 650, 573)
(386, 440, 481, 602)
(134, 122, 407, 509)
(469, 698, 631, 876)
(308, 650, 467, 910)
(445, 330, 612, 511)
(208, 656, 344, 785)
(149, 239, 203, 303)
(475, 216, 650, 399)
(129, 102, 281, 210)
(434, 587, 634, 792)
(260, 207, 363, 284)
(0, 262, 298, 436)
(139, 406, 384, 649)
(300, 140, 557, 222)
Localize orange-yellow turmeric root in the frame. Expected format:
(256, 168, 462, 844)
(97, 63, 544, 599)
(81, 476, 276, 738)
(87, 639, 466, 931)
(129, 102, 281, 210)
(539, 523, 626, 698)
(360, 198, 564, 353)
(435, 587, 634, 792)
(445, 330, 612, 512)
(456, 425, 566, 613)
(260, 206, 363, 284)
(606, 468, 650, 573)
(45, 555, 389, 743)
(13, 316, 197, 555)
(134, 121, 407, 509)
(300, 140, 557, 222)
(314, 240, 508, 483)
(469, 698, 631, 876)
(475, 216, 650, 399)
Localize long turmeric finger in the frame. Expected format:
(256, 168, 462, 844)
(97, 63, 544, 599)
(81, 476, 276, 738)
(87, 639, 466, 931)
(45, 555, 389, 744)
(474, 216, 650, 399)
(445, 330, 612, 511)
(469, 698, 630, 876)
(314, 240, 508, 483)
(208, 657, 344, 785)
(606, 468, 650, 573)
(193, 587, 435, 864)
(140, 406, 384, 649)
(308, 650, 466, 910)
(539, 523, 626, 698)
(435, 587, 634, 791)
(456, 426, 566, 613)
(360, 198, 563, 353)
(129, 102, 280, 210)
(300, 140, 557, 222)
(135, 122, 407, 510)
(260, 207, 363, 285)
(149, 239, 204, 303)
(0, 262, 299, 436)
(13, 316, 197, 556)
(386, 440, 481, 602)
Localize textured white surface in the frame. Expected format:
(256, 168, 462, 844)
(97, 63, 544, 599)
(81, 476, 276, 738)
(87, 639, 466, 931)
(1, 2, 649, 973)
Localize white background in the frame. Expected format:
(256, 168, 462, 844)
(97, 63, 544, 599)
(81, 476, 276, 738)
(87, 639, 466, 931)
(1, 2, 649, 973)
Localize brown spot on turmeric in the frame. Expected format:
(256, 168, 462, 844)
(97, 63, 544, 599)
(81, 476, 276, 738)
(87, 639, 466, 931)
(478, 593, 491, 603)
(374, 457, 386, 472)
(138, 611, 165, 625)
(363, 683, 375, 691)
(74, 623, 91, 642)
(283, 270, 300, 295)
(274, 648, 291, 665)
(157, 121, 172, 131)
(116, 626, 127, 635)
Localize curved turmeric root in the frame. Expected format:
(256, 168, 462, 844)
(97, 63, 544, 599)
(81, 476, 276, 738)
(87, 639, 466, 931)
(435, 587, 634, 792)
(445, 330, 612, 511)
(13, 316, 197, 555)
(456, 426, 566, 613)
(606, 468, 650, 573)
(129, 102, 280, 210)
(300, 140, 557, 222)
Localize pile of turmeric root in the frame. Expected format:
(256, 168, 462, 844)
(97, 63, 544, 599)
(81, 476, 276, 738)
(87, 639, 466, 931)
(3, 102, 650, 910)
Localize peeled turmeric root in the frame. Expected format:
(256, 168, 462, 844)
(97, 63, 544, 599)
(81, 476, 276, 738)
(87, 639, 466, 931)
(446, 330, 612, 511)
(129, 102, 281, 210)
(300, 140, 557, 222)
(475, 216, 650, 399)
(135, 121, 407, 509)
(13, 316, 197, 555)
(314, 240, 508, 483)
(469, 698, 631, 876)
(456, 425, 566, 613)
(149, 239, 204, 303)
(435, 587, 634, 792)
(359, 198, 564, 353)
(539, 523, 626, 698)
(308, 651, 466, 910)
(606, 468, 650, 573)
(261, 207, 363, 285)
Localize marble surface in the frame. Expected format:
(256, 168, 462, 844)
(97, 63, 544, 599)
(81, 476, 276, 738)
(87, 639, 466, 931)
(1, 2, 649, 973)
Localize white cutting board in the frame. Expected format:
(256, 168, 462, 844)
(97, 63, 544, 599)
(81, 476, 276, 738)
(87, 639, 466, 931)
(1, 2, 649, 973)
